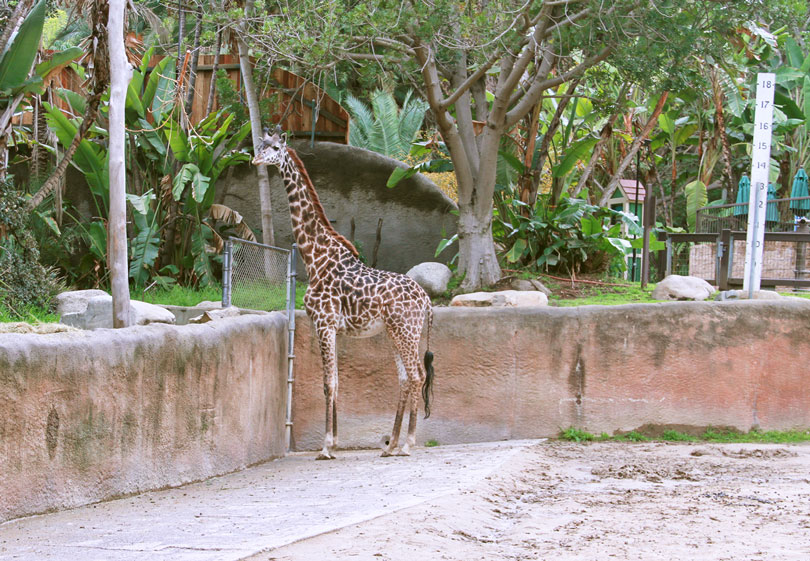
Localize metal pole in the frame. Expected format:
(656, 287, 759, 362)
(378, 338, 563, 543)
(641, 194, 655, 289)
(222, 238, 232, 308)
(285, 244, 298, 452)
(666, 237, 673, 276)
(631, 149, 640, 282)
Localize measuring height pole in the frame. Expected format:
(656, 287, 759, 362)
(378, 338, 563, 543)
(743, 73, 775, 297)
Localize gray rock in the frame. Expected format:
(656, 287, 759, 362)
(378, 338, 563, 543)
(55, 289, 109, 317)
(508, 278, 552, 297)
(61, 295, 176, 329)
(450, 290, 548, 307)
(406, 262, 453, 297)
(189, 306, 242, 324)
(716, 289, 783, 301)
(651, 275, 715, 301)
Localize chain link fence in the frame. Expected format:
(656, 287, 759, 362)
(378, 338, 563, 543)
(222, 238, 295, 312)
(221, 238, 299, 451)
(697, 196, 810, 234)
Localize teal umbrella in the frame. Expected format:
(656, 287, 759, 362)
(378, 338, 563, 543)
(789, 169, 809, 215)
(766, 183, 779, 223)
(733, 175, 750, 216)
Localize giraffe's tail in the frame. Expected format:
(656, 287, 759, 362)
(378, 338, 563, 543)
(422, 350, 434, 419)
(422, 307, 435, 419)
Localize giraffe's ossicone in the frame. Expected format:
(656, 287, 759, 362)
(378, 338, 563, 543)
(253, 127, 435, 460)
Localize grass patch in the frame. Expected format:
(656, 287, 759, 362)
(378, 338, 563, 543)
(548, 280, 660, 307)
(661, 430, 699, 442)
(700, 428, 810, 443)
(560, 427, 598, 442)
(133, 284, 223, 307)
(425, 439, 440, 447)
(133, 281, 307, 311)
(780, 291, 810, 299)
(559, 426, 810, 444)
(0, 304, 59, 323)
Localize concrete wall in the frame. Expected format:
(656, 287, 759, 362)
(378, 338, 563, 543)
(0, 314, 288, 523)
(291, 301, 810, 451)
(219, 142, 457, 274)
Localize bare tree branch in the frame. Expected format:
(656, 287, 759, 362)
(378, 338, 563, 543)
(505, 46, 611, 128)
(599, 91, 670, 206)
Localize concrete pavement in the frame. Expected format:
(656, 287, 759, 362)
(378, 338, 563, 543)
(0, 440, 537, 561)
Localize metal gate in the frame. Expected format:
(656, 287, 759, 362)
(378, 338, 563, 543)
(222, 238, 298, 450)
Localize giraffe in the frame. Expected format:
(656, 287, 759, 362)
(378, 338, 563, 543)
(252, 127, 435, 460)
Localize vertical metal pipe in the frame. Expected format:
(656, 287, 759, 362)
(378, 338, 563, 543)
(285, 244, 298, 452)
(631, 149, 641, 282)
(222, 238, 232, 308)
(666, 237, 673, 277)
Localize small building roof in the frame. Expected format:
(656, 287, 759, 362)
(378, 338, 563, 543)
(617, 179, 647, 202)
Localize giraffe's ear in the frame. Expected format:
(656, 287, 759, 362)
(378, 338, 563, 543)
(281, 132, 288, 144)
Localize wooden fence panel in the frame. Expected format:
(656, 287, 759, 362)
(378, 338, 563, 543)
(15, 53, 349, 144)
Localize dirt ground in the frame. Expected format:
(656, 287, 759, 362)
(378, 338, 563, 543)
(252, 441, 810, 561)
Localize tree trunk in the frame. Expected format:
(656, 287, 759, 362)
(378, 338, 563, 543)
(108, 0, 131, 328)
(456, 201, 501, 290)
(0, 92, 25, 177)
(711, 67, 734, 199)
(205, 26, 222, 115)
(175, 0, 186, 80)
(26, 91, 103, 209)
(237, 4, 274, 247)
(599, 92, 669, 206)
(571, 84, 628, 198)
(0, 0, 34, 56)
(184, 6, 202, 118)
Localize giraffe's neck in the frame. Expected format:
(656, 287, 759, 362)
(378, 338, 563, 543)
(278, 153, 351, 279)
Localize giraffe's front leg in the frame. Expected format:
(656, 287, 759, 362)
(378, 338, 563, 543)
(316, 327, 338, 460)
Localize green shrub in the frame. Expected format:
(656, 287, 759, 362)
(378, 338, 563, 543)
(493, 194, 640, 276)
(0, 185, 62, 316)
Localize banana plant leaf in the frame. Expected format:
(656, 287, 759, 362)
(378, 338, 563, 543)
(0, 0, 46, 93)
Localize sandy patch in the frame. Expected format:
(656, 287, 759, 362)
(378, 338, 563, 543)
(251, 441, 810, 561)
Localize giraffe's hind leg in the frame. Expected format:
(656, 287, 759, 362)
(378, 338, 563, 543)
(382, 336, 423, 457)
(316, 328, 338, 460)
(382, 352, 409, 457)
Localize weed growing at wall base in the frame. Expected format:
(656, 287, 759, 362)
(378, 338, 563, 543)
(559, 427, 810, 444)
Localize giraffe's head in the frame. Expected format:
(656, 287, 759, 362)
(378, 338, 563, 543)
(252, 126, 287, 167)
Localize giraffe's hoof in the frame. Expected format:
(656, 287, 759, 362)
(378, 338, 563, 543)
(316, 452, 336, 460)
(396, 449, 411, 457)
(380, 449, 395, 458)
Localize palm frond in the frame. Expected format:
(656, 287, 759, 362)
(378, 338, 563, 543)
(345, 89, 428, 160)
(369, 89, 400, 157)
(345, 93, 374, 150)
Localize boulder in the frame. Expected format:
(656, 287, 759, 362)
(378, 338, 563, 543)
(55, 289, 109, 317)
(715, 289, 783, 301)
(495, 277, 553, 297)
(450, 290, 548, 307)
(60, 295, 176, 329)
(651, 275, 715, 301)
(406, 262, 453, 297)
(189, 306, 242, 324)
